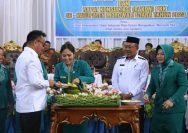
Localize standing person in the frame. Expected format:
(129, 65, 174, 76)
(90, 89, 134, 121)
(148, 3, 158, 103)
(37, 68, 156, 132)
(0, 47, 14, 133)
(15, 30, 55, 133)
(44, 41, 51, 53)
(47, 48, 60, 73)
(54, 41, 94, 86)
(144, 44, 188, 133)
(54, 41, 95, 133)
(145, 43, 153, 55)
(112, 36, 149, 133)
(143, 43, 153, 62)
(15, 41, 50, 133)
(144, 43, 156, 71)
(40, 41, 51, 70)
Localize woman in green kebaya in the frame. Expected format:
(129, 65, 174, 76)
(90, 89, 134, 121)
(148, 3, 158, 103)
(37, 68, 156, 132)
(144, 44, 188, 133)
(0, 47, 14, 133)
(54, 41, 94, 133)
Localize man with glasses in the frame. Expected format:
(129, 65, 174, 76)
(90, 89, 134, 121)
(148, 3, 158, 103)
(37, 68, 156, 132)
(15, 30, 55, 133)
(112, 36, 149, 133)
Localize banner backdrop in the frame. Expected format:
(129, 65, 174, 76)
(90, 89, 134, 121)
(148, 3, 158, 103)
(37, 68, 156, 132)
(56, 0, 188, 37)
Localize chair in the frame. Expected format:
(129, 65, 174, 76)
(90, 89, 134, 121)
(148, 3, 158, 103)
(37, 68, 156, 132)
(178, 51, 188, 69)
(79, 51, 107, 69)
(103, 49, 124, 82)
(76, 42, 109, 79)
(3, 41, 22, 79)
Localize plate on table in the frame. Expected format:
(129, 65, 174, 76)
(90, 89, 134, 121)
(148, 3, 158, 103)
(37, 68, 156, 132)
(121, 100, 141, 105)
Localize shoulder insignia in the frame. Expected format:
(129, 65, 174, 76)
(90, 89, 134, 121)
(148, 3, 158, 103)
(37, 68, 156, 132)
(118, 56, 126, 59)
(138, 56, 146, 60)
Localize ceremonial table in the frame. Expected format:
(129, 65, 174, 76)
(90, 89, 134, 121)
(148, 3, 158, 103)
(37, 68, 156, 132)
(50, 104, 141, 133)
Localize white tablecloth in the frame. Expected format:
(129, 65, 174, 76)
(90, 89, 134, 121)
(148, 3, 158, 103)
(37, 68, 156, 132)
(94, 74, 102, 87)
(48, 73, 54, 80)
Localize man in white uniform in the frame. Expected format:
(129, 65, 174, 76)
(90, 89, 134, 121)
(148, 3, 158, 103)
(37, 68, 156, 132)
(112, 36, 149, 133)
(15, 30, 55, 133)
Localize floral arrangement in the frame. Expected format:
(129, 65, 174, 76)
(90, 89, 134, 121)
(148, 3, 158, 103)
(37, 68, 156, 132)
(47, 87, 62, 96)
(46, 82, 119, 96)
(54, 83, 121, 107)
(84, 83, 118, 95)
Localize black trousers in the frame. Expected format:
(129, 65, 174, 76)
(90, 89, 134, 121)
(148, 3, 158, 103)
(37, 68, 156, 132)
(118, 105, 144, 133)
(0, 108, 7, 133)
(19, 111, 42, 133)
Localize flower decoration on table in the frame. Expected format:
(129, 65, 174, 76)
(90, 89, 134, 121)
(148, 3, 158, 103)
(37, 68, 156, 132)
(84, 83, 118, 96)
(54, 83, 121, 107)
(46, 82, 77, 96)
(46, 87, 63, 96)
(44, 87, 60, 112)
(46, 81, 68, 105)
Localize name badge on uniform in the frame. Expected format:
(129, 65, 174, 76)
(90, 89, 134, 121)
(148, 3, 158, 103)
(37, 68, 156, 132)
(60, 76, 66, 79)
(120, 64, 125, 70)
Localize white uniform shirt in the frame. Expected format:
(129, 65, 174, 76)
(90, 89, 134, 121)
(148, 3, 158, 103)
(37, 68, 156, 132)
(112, 54, 149, 104)
(15, 47, 49, 113)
